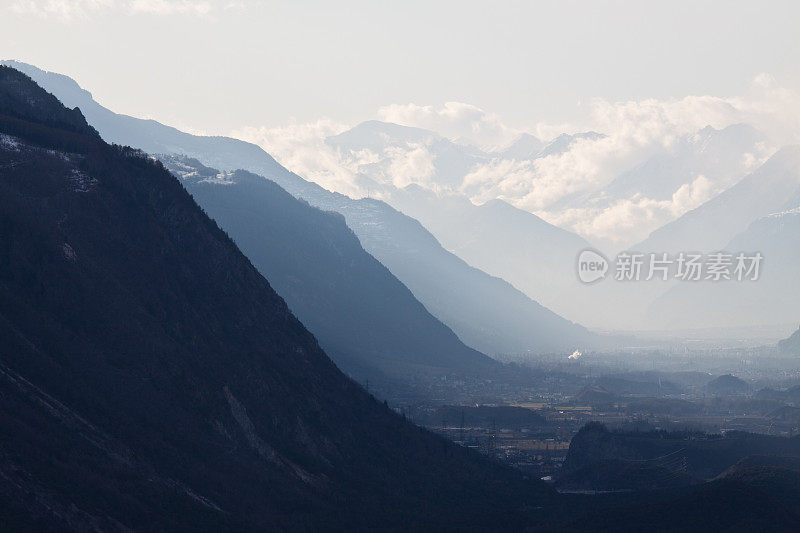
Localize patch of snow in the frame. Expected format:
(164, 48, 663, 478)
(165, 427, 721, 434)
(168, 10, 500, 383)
(0, 133, 20, 151)
(46, 149, 71, 162)
(764, 206, 800, 218)
(199, 171, 235, 185)
(175, 169, 199, 179)
(68, 169, 98, 193)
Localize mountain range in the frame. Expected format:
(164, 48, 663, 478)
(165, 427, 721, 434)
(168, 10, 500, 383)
(9, 60, 798, 338)
(385, 184, 593, 318)
(160, 155, 498, 391)
(0, 64, 553, 530)
(312, 118, 775, 328)
(6, 60, 598, 355)
(325, 121, 605, 320)
(635, 145, 800, 255)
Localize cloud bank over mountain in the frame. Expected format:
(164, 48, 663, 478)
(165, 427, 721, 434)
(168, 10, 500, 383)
(376, 102, 516, 149)
(233, 75, 800, 249)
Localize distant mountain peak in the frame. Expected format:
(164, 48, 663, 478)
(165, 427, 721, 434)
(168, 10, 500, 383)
(333, 119, 441, 143)
(539, 131, 604, 158)
(2, 59, 96, 107)
(497, 132, 544, 160)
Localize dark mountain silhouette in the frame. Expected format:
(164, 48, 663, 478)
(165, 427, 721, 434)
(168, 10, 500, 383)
(558, 425, 800, 531)
(705, 374, 750, 396)
(0, 65, 553, 530)
(161, 155, 498, 390)
(573, 385, 618, 406)
(563, 423, 800, 480)
(566, 454, 800, 531)
(5, 60, 600, 355)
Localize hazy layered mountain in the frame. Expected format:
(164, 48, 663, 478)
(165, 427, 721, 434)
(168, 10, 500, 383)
(599, 124, 764, 205)
(780, 326, 800, 355)
(319, 119, 773, 327)
(161, 155, 498, 388)
(19, 59, 790, 335)
(635, 146, 800, 254)
(550, 124, 769, 250)
(387, 185, 593, 316)
(0, 65, 550, 530)
(13, 60, 597, 354)
(299, 192, 599, 355)
(326, 120, 603, 321)
(580, 147, 800, 331)
(647, 206, 800, 329)
(246, 174, 598, 354)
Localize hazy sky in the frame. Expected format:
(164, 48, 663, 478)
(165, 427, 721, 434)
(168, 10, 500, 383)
(2, 0, 799, 136)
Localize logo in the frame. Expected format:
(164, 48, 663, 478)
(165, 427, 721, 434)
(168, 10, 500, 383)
(573, 250, 762, 284)
(577, 249, 609, 283)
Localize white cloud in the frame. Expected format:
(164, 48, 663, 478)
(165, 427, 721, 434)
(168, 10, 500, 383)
(377, 102, 518, 150)
(542, 174, 718, 250)
(233, 75, 800, 249)
(458, 75, 800, 247)
(231, 119, 370, 198)
(384, 144, 436, 189)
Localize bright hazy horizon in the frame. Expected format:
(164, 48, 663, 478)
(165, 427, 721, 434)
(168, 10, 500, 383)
(1, 0, 798, 140)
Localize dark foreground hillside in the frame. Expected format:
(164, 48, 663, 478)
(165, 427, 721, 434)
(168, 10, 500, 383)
(554, 423, 800, 532)
(0, 65, 551, 530)
(564, 422, 800, 480)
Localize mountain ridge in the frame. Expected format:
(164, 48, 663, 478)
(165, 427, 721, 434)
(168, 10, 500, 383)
(161, 155, 499, 390)
(0, 64, 550, 530)
(7, 59, 600, 354)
